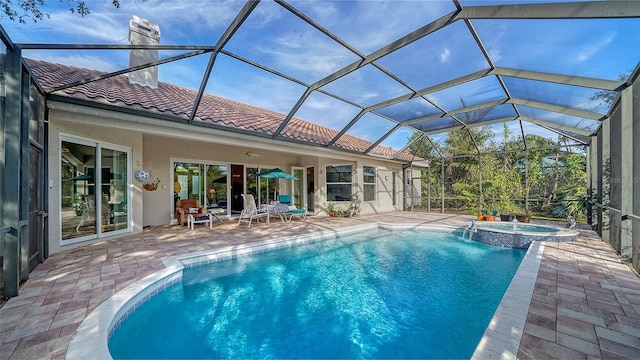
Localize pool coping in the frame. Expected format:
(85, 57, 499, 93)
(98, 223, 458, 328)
(66, 223, 541, 359)
(475, 222, 578, 237)
(473, 222, 577, 249)
(472, 240, 544, 359)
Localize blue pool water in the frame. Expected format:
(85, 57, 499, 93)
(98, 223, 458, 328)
(109, 230, 526, 359)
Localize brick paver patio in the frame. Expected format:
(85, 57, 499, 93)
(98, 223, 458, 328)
(1, 212, 638, 359)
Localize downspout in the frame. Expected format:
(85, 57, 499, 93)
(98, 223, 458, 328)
(427, 163, 431, 212)
(441, 157, 445, 213)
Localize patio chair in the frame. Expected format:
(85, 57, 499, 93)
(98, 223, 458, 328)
(176, 199, 206, 225)
(75, 195, 112, 232)
(238, 194, 269, 228)
(286, 205, 307, 221)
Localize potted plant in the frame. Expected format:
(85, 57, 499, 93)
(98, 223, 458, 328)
(143, 177, 161, 191)
(350, 194, 362, 217)
(500, 213, 515, 222)
(327, 201, 336, 217)
(477, 209, 488, 221)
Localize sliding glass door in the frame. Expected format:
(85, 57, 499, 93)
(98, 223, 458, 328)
(173, 161, 281, 218)
(61, 137, 130, 242)
(173, 161, 229, 218)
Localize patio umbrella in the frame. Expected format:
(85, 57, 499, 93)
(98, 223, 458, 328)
(256, 168, 299, 180)
(212, 175, 228, 183)
(256, 168, 299, 202)
(71, 174, 93, 181)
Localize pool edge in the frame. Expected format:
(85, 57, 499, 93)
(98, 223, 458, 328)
(471, 240, 545, 360)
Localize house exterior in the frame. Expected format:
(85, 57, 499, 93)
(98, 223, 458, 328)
(39, 57, 421, 252)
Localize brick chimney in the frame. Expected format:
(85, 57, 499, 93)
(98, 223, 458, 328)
(128, 15, 160, 88)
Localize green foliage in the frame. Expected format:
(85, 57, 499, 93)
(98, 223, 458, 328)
(588, 72, 630, 107)
(2, 0, 122, 23)
(411, 109, 587, 219)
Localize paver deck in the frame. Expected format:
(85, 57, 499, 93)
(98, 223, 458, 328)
(1, 212, 639, 359)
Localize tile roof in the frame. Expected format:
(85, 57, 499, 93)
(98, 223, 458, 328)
(26, 59, 418, 161)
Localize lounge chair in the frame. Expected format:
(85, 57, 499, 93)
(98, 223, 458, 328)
(238, 194, 269, 227)
(286, 205, 307, 221)
(278, 194, 292, 205)
(278, 194, 305, 221)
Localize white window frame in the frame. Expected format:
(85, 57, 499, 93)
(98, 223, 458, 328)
(325, 164, 353, 202)
(363, 165, 376, 201)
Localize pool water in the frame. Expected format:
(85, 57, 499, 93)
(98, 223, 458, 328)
(109, 230, 526, 359)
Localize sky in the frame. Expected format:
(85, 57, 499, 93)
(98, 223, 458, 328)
(3, 0, 639, 153)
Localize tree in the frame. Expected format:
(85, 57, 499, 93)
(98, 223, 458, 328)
(588, 72, 630, 108)
(1, 0, 121, 23)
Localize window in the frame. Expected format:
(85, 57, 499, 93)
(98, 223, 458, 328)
(363, 166, 376, 201)
(326, 165, 352, 201)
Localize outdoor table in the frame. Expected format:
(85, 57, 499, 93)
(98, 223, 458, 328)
(207, 208, 225, 222)
(260, 203, 290, 223)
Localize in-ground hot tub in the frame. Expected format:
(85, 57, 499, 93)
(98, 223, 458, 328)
(471, 221, 578, 248)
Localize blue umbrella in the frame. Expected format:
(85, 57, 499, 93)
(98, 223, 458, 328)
(256, 168, 299, 180)
(256, 168, 298, 203)
(71, 174, 93, 181)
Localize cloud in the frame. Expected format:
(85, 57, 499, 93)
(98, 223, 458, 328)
(293, 92, 360, 130)
(474, 22, 507, 66)
(158, 59, 208, 90)
(428, 133, 448, 147)
(439, 48, 451, 63)
(12, 0, 245, 45)
(380, 126, 417, 149)
(291, 0, 453, 54)
(55, 2, 137, 42)
(213, 75, 304, 116)
(255, 31, 355, 82)
(115, 0, 243, 37)
(571, 31, 616, 63)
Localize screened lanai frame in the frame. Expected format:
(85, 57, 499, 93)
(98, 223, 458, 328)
(8, 0, 639, 162)
(1, 0, 640, 301)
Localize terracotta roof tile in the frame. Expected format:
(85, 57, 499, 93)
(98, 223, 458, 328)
(26, 59, 417, 161)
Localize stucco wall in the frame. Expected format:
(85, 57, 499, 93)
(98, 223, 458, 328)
(47, 110, 409, 253)
(141, 134, 305, 226)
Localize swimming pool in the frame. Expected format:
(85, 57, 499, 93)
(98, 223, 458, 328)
(108, 228, 526, 359)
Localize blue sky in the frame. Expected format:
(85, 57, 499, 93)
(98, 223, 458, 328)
(4, 0, 639, 153)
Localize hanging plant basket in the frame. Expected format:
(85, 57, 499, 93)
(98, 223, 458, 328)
(143, 183, 158, 191)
